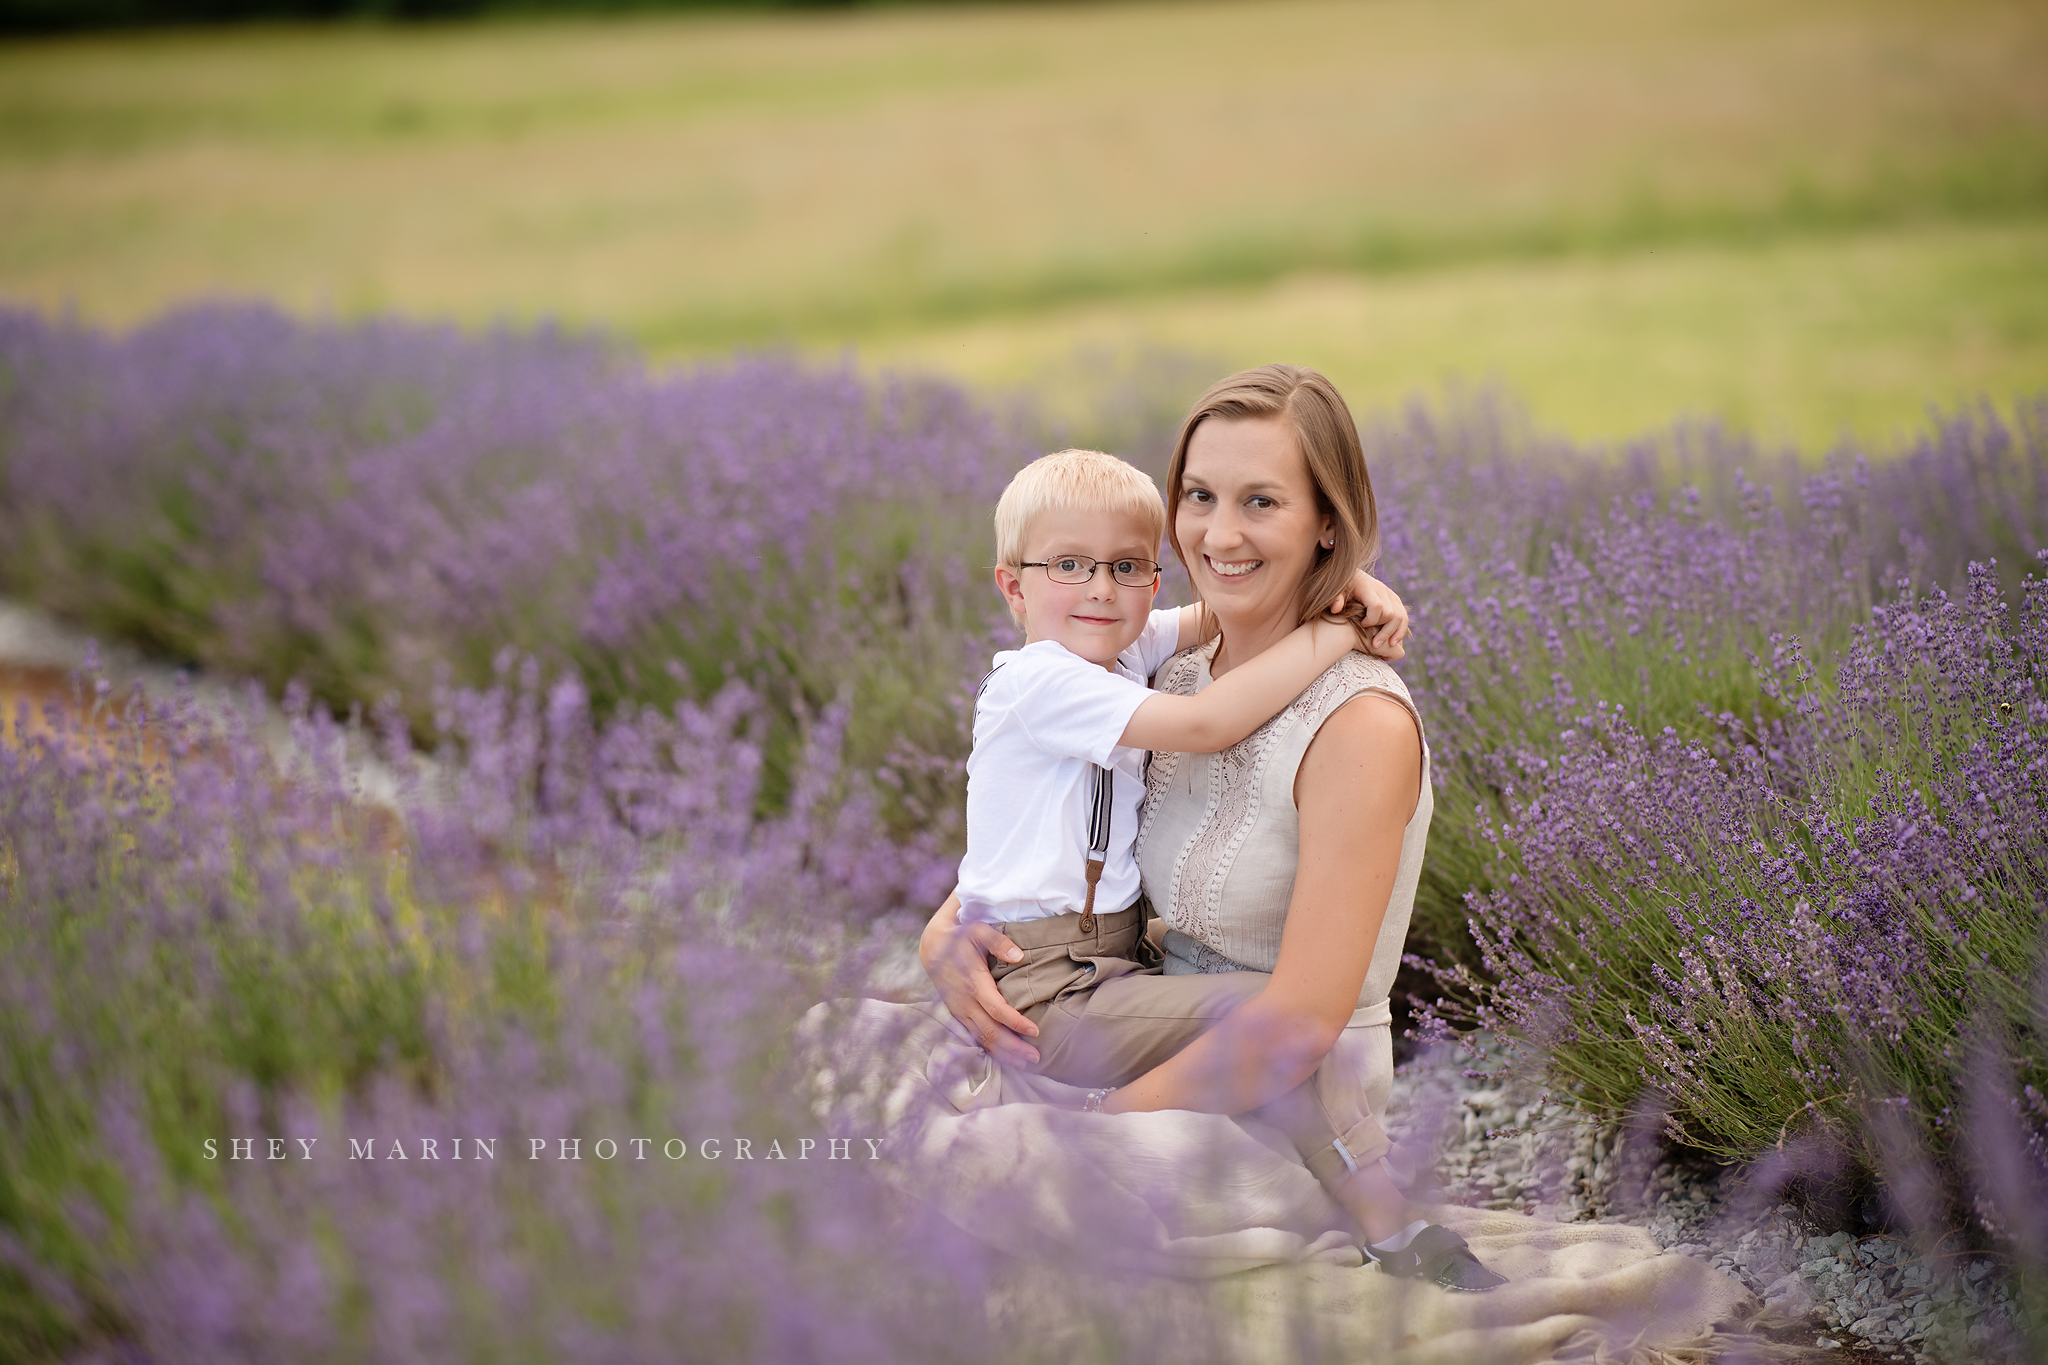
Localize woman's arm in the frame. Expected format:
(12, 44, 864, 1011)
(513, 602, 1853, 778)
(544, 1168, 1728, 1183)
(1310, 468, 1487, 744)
(918, 890, 1043, 1065)
(1102, 692, 1422, 1116)
(1120, 616, 1356, 753)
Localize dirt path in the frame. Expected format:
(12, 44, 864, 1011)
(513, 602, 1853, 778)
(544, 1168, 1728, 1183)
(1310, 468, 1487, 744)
(0, 662, 69, 737)
(0, 599, 214, 755)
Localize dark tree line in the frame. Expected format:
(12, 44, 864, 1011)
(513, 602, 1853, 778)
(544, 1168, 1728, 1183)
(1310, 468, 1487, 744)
(2, 0, 875, 32)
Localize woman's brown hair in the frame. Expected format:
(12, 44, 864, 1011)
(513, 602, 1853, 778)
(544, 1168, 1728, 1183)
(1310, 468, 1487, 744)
(1165, 363, 1379, 640)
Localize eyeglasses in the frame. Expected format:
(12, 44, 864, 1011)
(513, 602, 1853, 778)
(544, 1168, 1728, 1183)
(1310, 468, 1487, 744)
(1019, 555, 1161, 588)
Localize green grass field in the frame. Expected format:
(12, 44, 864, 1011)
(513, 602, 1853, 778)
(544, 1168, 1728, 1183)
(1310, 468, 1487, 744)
(873, 220, 2048, 448)
(2, 0, 2044, 443)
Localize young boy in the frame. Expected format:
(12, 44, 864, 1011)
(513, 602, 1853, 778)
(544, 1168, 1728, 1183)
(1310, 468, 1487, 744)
(956, 447, 1383, 1028)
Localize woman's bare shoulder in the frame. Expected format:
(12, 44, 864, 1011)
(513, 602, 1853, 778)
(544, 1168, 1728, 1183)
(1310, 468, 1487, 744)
(1292, 650, 1414, 721)
(1294, 685, 1423, 809)
(1315, 688, 1420, 756)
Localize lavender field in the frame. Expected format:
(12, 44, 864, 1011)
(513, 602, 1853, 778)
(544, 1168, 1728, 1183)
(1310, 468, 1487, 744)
(1, 305, 2046, 1361)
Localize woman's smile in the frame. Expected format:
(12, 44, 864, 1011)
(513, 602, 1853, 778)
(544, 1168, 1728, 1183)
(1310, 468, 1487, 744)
(1177, 413, 1334, 670)
(1205, 556, 1264, 579)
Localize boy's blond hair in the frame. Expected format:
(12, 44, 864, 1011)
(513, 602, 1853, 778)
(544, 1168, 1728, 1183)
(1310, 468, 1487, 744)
(993, 448, 1167, 568)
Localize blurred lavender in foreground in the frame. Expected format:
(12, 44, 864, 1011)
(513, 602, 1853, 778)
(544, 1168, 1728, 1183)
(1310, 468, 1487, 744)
(0, 666, 986, 1363)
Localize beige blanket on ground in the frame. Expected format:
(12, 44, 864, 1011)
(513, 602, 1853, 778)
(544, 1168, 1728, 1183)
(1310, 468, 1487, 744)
(803, 998, 1758, 1364)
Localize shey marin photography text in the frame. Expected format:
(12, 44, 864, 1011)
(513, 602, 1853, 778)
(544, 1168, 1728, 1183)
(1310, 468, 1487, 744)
(202, 1137, 888, 1161)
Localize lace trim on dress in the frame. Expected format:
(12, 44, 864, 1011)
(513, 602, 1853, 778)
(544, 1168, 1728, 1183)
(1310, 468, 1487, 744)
(1143, 646, 1418, 957)
(1139, 645, 1205, 928)
(1160, 927, 1252, 974)
(1175, 704, 1273, 946)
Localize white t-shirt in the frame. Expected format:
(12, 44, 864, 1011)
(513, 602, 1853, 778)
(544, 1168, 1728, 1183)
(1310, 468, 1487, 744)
(957, 608, 1184, 925)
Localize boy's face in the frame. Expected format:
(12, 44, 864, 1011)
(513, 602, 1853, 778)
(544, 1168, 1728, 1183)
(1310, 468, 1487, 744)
(994, 507, 1161, 669)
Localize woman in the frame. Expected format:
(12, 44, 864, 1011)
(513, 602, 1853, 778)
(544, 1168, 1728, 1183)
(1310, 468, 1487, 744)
(919, 364, 1503, 1291)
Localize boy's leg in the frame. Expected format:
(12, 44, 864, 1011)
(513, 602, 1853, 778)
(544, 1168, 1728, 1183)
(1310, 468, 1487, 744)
(1027, 966, 1267, 1086)
(1026, 967, 1505, 1286)
(1245, 1022, 1416, 1242)
(1034, 970, 1405, 1216)
(1253, 1021, 1396, 1191)
(1262, 1046, 1505, 1287)
(983, 904, 1152, 1033)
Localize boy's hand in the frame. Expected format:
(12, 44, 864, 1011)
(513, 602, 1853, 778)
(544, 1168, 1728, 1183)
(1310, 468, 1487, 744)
(1326, 570, 1410, 661)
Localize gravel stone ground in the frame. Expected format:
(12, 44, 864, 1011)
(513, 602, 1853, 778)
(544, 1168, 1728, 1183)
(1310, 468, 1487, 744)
(1383, 1040, 2026, 1363)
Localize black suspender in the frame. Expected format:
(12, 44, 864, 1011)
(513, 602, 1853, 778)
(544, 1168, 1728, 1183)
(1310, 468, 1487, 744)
(1078, 762, 1113, 935)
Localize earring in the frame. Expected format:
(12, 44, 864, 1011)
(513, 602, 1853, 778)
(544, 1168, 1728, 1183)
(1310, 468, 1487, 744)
(1320, 537, 1334, 548)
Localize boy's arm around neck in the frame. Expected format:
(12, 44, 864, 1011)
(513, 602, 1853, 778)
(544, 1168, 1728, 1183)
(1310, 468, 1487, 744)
(1166, 573, 1404, 664)
(1117, 616, 1356, 753)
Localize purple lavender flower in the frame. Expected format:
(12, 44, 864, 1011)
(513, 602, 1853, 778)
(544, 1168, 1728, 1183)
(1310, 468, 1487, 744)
(0, 305, 1031, 829)
(0, 659, 994, 1362)
(3, 309, 2046, 1356)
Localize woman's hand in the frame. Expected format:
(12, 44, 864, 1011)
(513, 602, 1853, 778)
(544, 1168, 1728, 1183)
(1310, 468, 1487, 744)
(919, 892, 1042, 1066)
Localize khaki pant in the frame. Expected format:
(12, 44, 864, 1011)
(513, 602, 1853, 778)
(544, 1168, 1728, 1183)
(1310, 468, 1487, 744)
(986, 906, 1393, 1195)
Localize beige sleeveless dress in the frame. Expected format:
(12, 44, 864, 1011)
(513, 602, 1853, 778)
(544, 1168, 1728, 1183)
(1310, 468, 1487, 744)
(1138, 641, 1433, 1019)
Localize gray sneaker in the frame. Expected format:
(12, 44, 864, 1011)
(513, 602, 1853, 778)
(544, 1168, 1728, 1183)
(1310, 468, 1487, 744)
(1365, 1224, 1509, 1292)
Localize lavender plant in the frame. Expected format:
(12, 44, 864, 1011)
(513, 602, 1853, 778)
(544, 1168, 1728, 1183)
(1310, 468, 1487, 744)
(1863, 398, 2048, 606)
(6, 307, 2047, 1165)
(1365, 394, 2047, 968)
(1965, 987, 2048, 1352)
(1418, 560, 2048, 1178)
(0, 666, 981, 1363)
(0, 305, 1027, 824)
(5, 307, 2041, 941)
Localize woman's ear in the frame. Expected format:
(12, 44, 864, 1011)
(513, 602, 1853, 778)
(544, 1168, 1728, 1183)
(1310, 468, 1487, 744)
(1317, 512, 1336, 550)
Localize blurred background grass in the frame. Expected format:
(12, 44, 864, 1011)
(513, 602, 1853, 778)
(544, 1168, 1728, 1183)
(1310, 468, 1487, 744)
(1, 0, 2044, 444)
